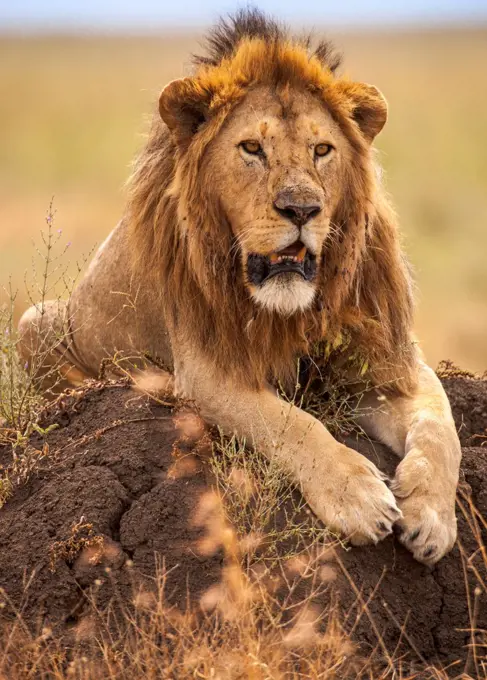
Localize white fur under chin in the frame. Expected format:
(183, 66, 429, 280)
(251, 276, 317, 316)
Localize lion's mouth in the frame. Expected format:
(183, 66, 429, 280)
(247, 241, 317, 286)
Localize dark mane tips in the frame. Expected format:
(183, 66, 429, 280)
(192, 8, 283, 67)
(312, 39, 342, 73)
(192, 8, 342, 74)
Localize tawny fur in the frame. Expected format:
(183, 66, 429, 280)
(127, 31, 416, 392)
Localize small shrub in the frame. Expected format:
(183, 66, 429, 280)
(49, 519, 105, 573)
(0, 201, 90, 433)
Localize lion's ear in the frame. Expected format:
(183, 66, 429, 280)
(159, 78, 210, 142)
(339, 82, 388, 143)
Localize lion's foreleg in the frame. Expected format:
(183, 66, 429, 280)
(173, 343, 402, 545)
(358, 360, 461, 564)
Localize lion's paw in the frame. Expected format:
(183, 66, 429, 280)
(391, 455, 457, 565)
(307, 447, 402, 546)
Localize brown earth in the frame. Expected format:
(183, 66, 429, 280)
(0, 372, 487, 673)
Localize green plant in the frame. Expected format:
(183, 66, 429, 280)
(0, 201, 89, 434)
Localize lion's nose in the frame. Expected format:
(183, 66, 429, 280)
(273, 195, 322, 227)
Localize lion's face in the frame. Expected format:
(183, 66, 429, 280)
(159, 40, 387, 319)
(203, 87, 352, 316)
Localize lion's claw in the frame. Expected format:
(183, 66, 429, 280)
(393, 486, 457, 566)
(308, 446, 402, 547)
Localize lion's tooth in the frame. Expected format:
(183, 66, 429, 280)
(270, 253, 279, 264)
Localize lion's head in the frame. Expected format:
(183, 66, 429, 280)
(164, 83, 385, 317)
(128, 10, 415, 391)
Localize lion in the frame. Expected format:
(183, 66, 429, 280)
(18, 10, 461, 565)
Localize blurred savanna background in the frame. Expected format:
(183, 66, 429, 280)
(1, 1, 486, 372)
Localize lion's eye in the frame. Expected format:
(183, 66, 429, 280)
(240, 140, 262, 155)
(315, 143, 333, 158)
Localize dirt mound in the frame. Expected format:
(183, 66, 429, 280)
(0, 374, 487, 672)
(440, 371, 487, 446)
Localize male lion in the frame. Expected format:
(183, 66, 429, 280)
(19, 10, 460, 564)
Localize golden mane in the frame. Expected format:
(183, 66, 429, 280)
(127, 12, 417, 394)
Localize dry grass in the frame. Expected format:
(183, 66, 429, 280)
(0, 548, 355, 679)
(0, 483, 486, 679)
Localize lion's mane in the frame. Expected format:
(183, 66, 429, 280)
(127, 9, 417, 393)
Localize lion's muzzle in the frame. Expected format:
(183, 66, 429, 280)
(247, 240, 317, 286)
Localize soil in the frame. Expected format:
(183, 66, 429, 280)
(0, 373, 487, 673)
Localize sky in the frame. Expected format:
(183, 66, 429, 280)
(1, 0, 487, 31)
